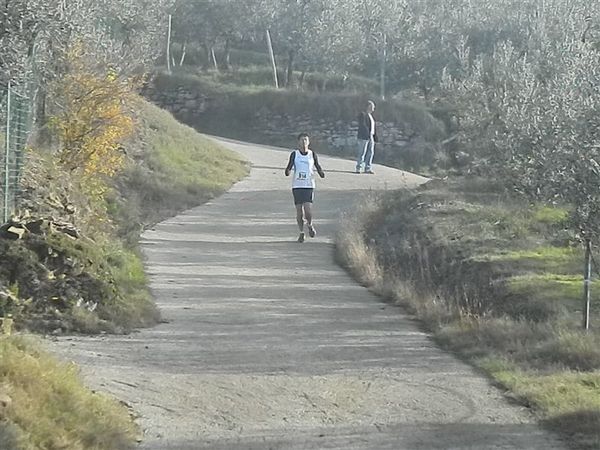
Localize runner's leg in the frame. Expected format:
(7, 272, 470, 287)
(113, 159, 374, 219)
(304, 202, 312, 227)
(296, 204, 304, 232)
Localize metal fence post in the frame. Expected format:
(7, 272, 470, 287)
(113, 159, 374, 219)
(3, 81, 11, 223)
(1, 81, 32, 224)
(583, 239, 592, 330)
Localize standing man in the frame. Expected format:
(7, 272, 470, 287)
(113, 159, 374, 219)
(356, 100, 378, 174)
(284, 133, 325, 243)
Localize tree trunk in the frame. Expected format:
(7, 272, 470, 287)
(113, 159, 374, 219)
(204, 44, 212, 69)
(224, 38, 231, 70)
(420, 81, 429, 101)
(179, 41, 187, 66)
(0, 0, 6, 37)
(321, 77, 327, 92)
(285, 49, 295, 88)
(380, 33, 387, 100)
(33, 87, 51, 146)
(299, 70, 306, 89)
(211, 46, 219, 71)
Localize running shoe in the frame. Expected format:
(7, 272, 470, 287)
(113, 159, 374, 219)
(308, 226, 316, 238)
(297, 232, 305, 243)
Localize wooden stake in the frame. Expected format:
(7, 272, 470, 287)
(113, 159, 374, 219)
(266, 29, 279, 88)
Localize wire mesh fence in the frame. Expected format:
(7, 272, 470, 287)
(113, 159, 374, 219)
(0, 82, 33, 223)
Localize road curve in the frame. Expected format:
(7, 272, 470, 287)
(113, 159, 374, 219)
(47, 138, 568, 449)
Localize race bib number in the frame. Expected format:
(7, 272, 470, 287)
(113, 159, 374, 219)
(296, 172, 308, 180)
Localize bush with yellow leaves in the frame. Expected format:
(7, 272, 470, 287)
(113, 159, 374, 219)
(50, 46, 136, 185)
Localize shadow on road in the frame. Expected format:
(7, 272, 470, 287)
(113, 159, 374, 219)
(141, 421, 569, 450)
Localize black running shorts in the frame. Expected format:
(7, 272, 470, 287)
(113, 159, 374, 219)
(292, 188, 314, 205)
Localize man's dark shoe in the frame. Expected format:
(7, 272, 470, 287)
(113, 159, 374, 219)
(308, 226, 316, 238)
(297, 232, 305, 243)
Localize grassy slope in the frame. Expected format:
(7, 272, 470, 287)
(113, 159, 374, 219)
(336, 178, 600, 449)
(5, 98, 248, 334)
(112, 98, 249, 242)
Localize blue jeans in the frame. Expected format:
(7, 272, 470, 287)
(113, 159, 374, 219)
(356, 139, 375, 172)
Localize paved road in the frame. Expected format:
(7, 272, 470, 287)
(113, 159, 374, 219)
(47, 138, 568, 449)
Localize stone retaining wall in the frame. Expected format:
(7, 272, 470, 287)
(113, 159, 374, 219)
(143, 85, 423, 165)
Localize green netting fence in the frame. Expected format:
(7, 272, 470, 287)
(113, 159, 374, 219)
(0, 82, 33, 223)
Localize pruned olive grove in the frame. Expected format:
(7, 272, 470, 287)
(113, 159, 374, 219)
(1, 0, 172, 83)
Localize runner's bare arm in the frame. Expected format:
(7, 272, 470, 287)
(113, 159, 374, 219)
(284, 152, 295, 176)
(313, 152, 325, 178)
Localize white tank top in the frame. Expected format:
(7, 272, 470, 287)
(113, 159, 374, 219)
(292, 150, 315, 189)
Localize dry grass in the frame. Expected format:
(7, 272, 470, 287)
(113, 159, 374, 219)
(335, 197, 384, 288)
(0, 336, 136, 450)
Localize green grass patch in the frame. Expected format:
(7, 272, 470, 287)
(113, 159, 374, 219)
(481, 357, 600, 415)
(4, 227, 160, 334)
(532, 205, 569, 225)
(494, 247, 578, 262)
(171, 64, 380, 94)
(480, 358, 600, 448)
(0, 336, 136, 449)
(492, 247, 579, 266)
(508, 273, 582, 301)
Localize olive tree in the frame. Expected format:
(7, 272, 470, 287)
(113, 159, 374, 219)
(439, 1, 600, 327)
(66, 0, 173, 75)
(0, 1, 71, 84)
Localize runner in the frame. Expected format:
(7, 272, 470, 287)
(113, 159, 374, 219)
(284, 133, 325, 243)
